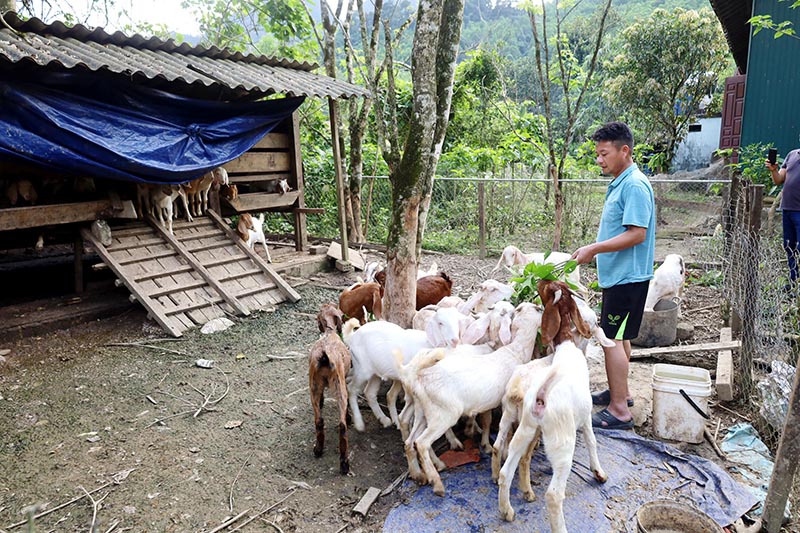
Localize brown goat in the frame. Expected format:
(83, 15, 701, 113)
(416, 272, 453, 310)
(537, 279, 592, 348)
(308, 303, 352, 474)
(339, 282, 383, 324)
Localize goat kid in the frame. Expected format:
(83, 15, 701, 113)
(308, 303, 352, 474)
(149, 184, 192, 234)
(458, 279, 514, 315)
(339, 282, 383, 324)
(497, 281, 607, 531)
(397, 302, 543, 495)
(236, 213, 271, 262)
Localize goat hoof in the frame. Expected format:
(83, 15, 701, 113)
(433, 483, 445, 497)
(380, 418, 392, 428)
(313, 446, 323, 458)
(500, 508, 515, 522)
(594, 469, 608, 483)
(523, 491, 537, 502)
(340, 461, 350, 475)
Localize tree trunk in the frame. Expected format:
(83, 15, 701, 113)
(384, 0, 464, 326)
(1, 0, 15, 12)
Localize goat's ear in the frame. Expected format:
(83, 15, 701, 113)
(568, 296, 592, 338)
(372, 290, 383, 321)
(334, 310, 344, 334)
(540, 302, 561, 346)
(425, 317, 444, 347)
(499, 313, 513, 345)
(461, 314, 490, 344)
(317, 313, 327, 334)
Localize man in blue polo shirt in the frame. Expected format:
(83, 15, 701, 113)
(572, 121, 655, 430)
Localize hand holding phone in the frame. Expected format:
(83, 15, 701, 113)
(768, 148, 778, 165)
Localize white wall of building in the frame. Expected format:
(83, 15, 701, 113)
(672, 117, 722, 172)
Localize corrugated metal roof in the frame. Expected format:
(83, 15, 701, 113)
(0, 12, 369, 100)
(709, 0, 752, 74)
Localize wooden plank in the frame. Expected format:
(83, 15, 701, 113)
(228, 172, 291, 184)
(81, 228, 183, 337)
(716, 327, 734, 402)
(171, 218, 215, 231)
(179, 229, 227, 242)
(252, 132, 291, 150)
(207, 210, 301, 303)
(118, 248, 176, 265)
(148, 279, 209, 298)
(164, 296, 223, 316)
(134, 265, 194, 282)
(111, 226, 153, 238)
(205, 254, 249, 268)
(290, 110, 307, 251)
(106, 237, 164, 252)
(186, 240, 233, 253)
(0, 199, 137, 231)
(147, 216, 251, 316)
(352, 487, 381, 517)
(326, 241, 366, 270)
(224, 191, 300, 212)
(630, 340, 740, 359)
(219, 268, 263, 282)
(224, 152, 291, 174)
(237, 285, 276, 298)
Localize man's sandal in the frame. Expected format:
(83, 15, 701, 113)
(592, 408, 634, 430)
(591, 389, 634, 407)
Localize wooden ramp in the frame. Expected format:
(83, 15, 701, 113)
(82, 211, 300, 337)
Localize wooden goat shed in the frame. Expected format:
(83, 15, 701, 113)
(0, 12, 368, 336)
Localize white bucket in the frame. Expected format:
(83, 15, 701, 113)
(651, 363, 712, 444)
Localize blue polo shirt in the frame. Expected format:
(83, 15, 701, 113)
(596, 163, 656, 288)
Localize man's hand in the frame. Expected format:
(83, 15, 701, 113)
(572, 244, 597, 265)
(765, 159, 779, 172)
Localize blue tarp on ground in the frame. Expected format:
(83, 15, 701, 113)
(0, 74, 304, 184)
(384, 429, 758, 532)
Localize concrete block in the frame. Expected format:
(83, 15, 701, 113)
(716, 327, 734, 401)
(308, 244, 327, 255)
(335, 259, 354, 273)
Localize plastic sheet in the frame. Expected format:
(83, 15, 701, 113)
(384, 429, 757, 532)
(0, 73, 303, 184)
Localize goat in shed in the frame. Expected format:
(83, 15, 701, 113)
(308, 303, 352, 474)
(236, 213, 271, 262)
(496, 280, 607, 531)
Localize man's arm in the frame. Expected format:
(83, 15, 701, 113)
(571, 226, 647, 265)
(766, 160, 786, 185)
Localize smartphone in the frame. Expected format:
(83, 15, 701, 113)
(768, 148, 778, 165)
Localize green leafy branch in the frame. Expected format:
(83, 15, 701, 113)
(510, 257, 580, 305)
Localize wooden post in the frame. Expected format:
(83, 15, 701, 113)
(290, 111, 308, 251)
(739, 183, 763, 396)
(328, 97, 349, 263)
(74, 233, 84, 294)
(761, 364, 800, 532)
(478, 180, 486, 259)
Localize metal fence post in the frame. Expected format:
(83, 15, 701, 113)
(478, 180, 486, 259)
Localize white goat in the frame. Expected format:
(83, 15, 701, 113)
(150, 185, 192, 234)
(497, 281, 607, 531)
(458, 279, 515, 315)
(460, 301, 516, 348)
(341, 307, 472, 432)
(644, 253, 685, 311)
(411, 297, 468, 331)
(396, 302, 543, 494)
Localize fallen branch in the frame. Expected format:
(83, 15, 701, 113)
(285, 386, 309, 398)
(4, 469, 135, 530)
(308, 282, 350, 291)
(104, 518, 121, 533)
(704, 428, 725, 459)
(710, 402, 752, 423)
(264, 352, 306, 361)
(229, 452, 254, 513)
(263, 520, 285, 533)
(207, 509, 250, 533)
(380, 471, 408, 497)
(683, 303, 720, 314)
(145, 409, 197, 428)
(227, 489, 296, 533)
(289, 311, 317, 319)
(79, 486, 109, 533)
(106, 342, 191, 357)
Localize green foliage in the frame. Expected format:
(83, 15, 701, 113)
(720, 143, 777, 189)
(604, 8, 729, 166)
(510, 258, 580, 305)
(687, 269, 723, 288)
(749, 0, 800, 41)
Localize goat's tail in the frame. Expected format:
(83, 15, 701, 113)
(527, 363, 574, 449)
(341, 317, 360, 345)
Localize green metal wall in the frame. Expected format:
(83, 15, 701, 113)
(741, 0, 800, 158)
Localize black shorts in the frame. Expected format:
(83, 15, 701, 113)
(600, 280, 650, 341)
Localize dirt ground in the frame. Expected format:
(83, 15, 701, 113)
(0, 234, 791, 533)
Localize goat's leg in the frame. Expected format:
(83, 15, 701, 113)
(399, 401, 413, 441)
(498, 423, 538, 522)
(545, 448, 574, 533)
(581, 418, 607, 483)
(492, 410, 517, 482)
(364, 376, 392, 428)
(464, 415, 480, 437)
(347, 378, 367, 432)
(518, 427, 541, 502)
(261, 234, 272, 263)
(404, 406, 428, 483)
(337, 383, 350, 475)
(444, 428, 463, 451)
(478, 410, 493, 454)
(429, 447, 446, 472)
(178, 189, 193, 222)
(310, 381, 325, 457)
(414, 417, 456, 496)
(387, 380, 403, 429)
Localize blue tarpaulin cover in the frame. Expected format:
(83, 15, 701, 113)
(384, 429, 758, 532)
(0, 74, 304, 184)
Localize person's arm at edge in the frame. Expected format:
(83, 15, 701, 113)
(571, 226, 647, 265)
(766, 158, 786, 185)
